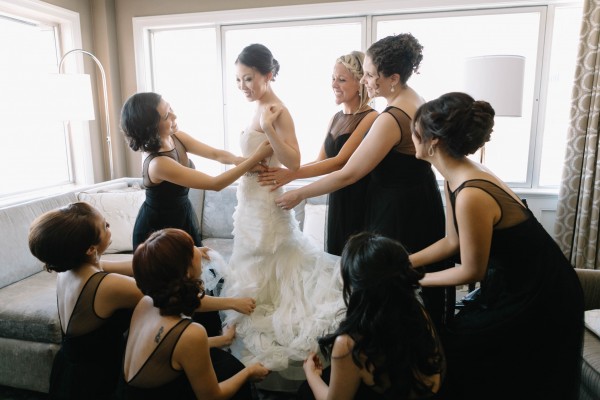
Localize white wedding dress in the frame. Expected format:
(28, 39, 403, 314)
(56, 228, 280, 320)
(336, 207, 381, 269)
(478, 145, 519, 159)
(219, 129, 345, 376)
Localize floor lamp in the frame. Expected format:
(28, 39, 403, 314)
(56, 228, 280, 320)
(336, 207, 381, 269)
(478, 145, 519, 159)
(464, 55, 526, 163)
(58, 49, 114, 180)
(462, 55, 525, 293)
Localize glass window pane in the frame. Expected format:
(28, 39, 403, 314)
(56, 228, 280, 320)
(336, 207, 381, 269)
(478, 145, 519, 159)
(151, 28, 223, 175)
(539, 5, 583, 187)
(0, 16, 70, 196)
(223, 21, 363, 163)
(376, 11, 540, 184)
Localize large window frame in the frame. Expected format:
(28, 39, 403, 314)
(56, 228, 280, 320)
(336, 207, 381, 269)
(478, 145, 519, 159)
(132, 0, 582, 193)
(0, 0, 94, 206)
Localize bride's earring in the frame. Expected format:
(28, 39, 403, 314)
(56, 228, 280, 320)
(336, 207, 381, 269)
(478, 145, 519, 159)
(428, 145, 435, 157)
(390, 84, 395, 93)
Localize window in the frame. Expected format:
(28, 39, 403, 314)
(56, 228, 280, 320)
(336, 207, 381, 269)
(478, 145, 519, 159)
(0, 15, 69, 196)
(148, 19, 363, 175)
(133, 0, 583, 190)
(0, 0, 89, 202)
(538, 5, 582, 186)
(375, 9, 541, 185)
(150, 27, 222, 175)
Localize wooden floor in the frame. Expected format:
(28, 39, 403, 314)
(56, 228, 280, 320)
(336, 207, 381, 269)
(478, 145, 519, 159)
(0, 385, 296, 400)
(0, 386, 48, 400)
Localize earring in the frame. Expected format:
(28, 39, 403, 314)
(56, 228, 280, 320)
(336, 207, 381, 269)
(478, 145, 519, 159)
(391, 85, 395, 93)
(428, 145, 435, 157)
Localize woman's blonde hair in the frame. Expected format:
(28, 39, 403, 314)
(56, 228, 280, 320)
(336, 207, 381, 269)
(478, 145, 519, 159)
(336, 51, 370, 113)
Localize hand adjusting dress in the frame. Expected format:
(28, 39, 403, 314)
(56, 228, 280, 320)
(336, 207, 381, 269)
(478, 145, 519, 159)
(219, 129, 345, 374)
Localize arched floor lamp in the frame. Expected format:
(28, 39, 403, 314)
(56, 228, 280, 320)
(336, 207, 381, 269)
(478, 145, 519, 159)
(58, 49, 114, 180)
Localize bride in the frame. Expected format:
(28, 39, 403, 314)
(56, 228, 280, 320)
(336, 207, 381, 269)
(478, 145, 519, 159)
(219, 43, 345, 385)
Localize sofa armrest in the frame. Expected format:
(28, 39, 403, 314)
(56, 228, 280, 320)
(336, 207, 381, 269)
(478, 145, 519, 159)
(575, 268, 600, 311)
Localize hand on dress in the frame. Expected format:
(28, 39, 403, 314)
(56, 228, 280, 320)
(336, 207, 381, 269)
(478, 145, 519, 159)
(257, 167, 293, 191)
(250, 140, 273, 165)
(303, 352, 323, 378)
(259, 103, 283, 132)
(247, 363, 270, 382)
(197, 246, 211, 260)
(232, 297, 257, 315)
(275, 189, 303, 210)
(221, 324, 236, 347)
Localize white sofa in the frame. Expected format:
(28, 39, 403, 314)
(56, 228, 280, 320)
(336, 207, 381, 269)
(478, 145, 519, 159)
(0, 177, 326, 393)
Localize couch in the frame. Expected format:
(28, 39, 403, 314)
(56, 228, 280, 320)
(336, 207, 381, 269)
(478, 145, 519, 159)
(0, 177, 326, 393)
(576, 268, 600, 400)
(1, 178, 597, 397)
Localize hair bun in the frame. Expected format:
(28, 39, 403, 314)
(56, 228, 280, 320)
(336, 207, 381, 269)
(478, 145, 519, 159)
(472, 100, 495, 117)
(272, 58, 280, 79)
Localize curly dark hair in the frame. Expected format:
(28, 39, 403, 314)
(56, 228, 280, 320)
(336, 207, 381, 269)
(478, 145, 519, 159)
(366, 33, 423, 85)
(413, 92, 495, 158)
(28, 202, 101, 273)
(318, 232, 444, 398)
(236, 43, 280, 80)
(120, 92, 163, 153)
(133, 228, 205, 316)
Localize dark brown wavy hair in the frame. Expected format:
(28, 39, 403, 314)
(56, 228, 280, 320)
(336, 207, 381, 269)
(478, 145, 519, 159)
(319, 232, 444, 398)
(366, 33, 423, 85)
(133, 228, 205, 316)
(120, 91, 163, 153)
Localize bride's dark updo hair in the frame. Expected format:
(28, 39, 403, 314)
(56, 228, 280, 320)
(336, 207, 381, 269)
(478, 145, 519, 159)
(413, 92, 495, 158)
(236, 43, 280, 80)
(133, 228, 204, 316)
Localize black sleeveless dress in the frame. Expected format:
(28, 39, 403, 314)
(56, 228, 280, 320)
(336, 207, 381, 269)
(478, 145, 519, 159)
(441, 179, 584, 400)
(364, 106, 451, 329)
(49, 272, 132, 400)
(119, 318, 251, 400)
(324, 109, 376, 256)
(132, 135, 222, 335)
(132, 134, 202, 250)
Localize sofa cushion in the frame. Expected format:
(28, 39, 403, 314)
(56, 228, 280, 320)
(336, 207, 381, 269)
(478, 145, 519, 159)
(0, 271, 61, 344)
(202, 187, 238, 239)
(0, 192, 77, 289)
(581, 328, 600, 399)
(303, 203, 326, 250)
(77, 188, 145, 254)
(189, 188, 205, 229)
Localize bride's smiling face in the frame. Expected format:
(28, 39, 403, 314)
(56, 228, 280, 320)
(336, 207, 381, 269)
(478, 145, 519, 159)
(235, 63, 270, 102)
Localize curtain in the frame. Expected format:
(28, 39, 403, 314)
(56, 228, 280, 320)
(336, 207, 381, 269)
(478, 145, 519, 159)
(555, 0, 600, 269)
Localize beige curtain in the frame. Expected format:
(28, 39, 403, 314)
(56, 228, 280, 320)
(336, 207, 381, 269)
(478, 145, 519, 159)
(555, 0, 600, 269)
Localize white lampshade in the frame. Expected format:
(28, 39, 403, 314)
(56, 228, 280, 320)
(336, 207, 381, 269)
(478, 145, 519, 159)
(464, 55, 525, 117)
(45, 73, 95, 121)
